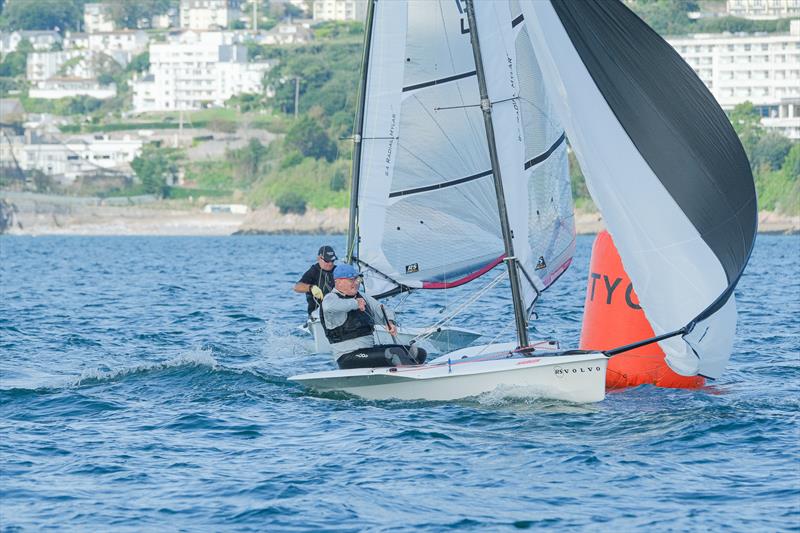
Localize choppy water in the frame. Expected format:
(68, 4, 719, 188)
(1, 234, 798, 531)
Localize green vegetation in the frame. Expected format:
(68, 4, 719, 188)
(0, 0, 83, 32)
(626, 0, 795, 36)
(0, 37, 31, 78)
(729, 103, 799, 215)
(0, 0, 177, 31)
(106, 0, 173, 29)
(131, 145, 181, 197)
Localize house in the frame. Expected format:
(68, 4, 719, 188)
(179, 0, 242, 30)
(0, 31, 62, 54)
(726, 0, 800, 20)
(312, 0, 367, 22)
(0, 130, 143, 185)
(28, 79, 117, 100)
(84, 3, 115, 33)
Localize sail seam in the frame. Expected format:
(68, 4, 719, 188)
(523, 132, 566, 170)
(388, 169, 492, 198)
(402, 70, 477, 93)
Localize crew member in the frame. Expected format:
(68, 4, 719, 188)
(320, 264, 426, 369)
(294, 245, 337, 315)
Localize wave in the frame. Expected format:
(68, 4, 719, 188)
(0, 348, 291, 398)
(71, 348, 220, 387)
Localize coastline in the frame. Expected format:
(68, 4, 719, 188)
(1, 194, 797, 236)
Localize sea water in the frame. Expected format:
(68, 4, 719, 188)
(1, 234, 798, 531)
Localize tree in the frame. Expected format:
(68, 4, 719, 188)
(227, 138, 268, 183)
(752, 132, 793, 171)
(284, 116, 337, 162)
(107, 0, 172, 29)
(729, 102, 764, 163)
(131, 145, 179, 197)
(782, 144, 800, 182)
(2, 0, 80, 31)
(127, 52, 150, 74)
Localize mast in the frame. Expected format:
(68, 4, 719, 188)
(346, 0, 377, 264)
(465, 0, 529, 348)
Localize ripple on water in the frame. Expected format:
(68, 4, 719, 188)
(0, 234, 797, 531)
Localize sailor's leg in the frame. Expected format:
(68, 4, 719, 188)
(336, 347, 396, 369)
(382, 345, 427, 365)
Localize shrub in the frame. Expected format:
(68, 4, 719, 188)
(330, 167, 347, 191)
(276, 191, 307, 215)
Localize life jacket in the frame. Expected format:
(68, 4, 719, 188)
(319, 291, 374, 344)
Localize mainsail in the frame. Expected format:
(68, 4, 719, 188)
(352, 0, 575, 317)
(519, 0, 758, 378)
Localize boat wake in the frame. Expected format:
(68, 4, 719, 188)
(0, 347, 295, 398)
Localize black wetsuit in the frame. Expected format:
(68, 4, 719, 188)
(297, 263, 335, 315)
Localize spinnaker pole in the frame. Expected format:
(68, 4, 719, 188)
(465, 0, 529, 348)
(346, 0, 376, 264)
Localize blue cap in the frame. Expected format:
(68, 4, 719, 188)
(333, 264, 361, 279)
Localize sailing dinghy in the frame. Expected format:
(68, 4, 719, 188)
(290, 0, 756, 402)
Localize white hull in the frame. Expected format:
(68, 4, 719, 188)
(289, 342, 608, 403)
(299, 313, 482, 354)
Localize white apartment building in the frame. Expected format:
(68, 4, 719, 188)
(1, 131, 143, 185)
(84, 3, 115, 33)
(132, 31, 272, 112)
(86, 30, 150, 65)
(26, 50, 98, 82)
(762, 96, 800, 138)
(0, 31, 61, 54)
(63, 32, 90, 50)
(667, 21, 800, 137)
(312, 0, 367, 21)
(28, 79, 117, 100)
(727, 0, 800, 20)
(180, 0, 242, 30)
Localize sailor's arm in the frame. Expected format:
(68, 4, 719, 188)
(293, 282, 311, 294)
(364, 295, 396, 328)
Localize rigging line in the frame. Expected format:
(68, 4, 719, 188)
(434, 96, 519, 111)
(436, 0, 483, 154)
(475, 316, 516, 357)
(355, 257, 407, 288)
(409, 269, 509, 345)
(516, 94, 565, 137)
(394, 143, 449, 184)
(413, 93, 471, 171)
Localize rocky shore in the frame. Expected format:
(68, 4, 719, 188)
(1, 193, 797, 236)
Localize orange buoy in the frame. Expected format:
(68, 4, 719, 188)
(579, 231, 705, 390)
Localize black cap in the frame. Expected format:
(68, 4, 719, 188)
(318, 245, 337, 262)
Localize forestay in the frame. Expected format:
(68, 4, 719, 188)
(520, 0, 758, 378)
(355, 0, 574, 316)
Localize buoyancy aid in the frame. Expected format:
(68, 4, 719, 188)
(319, 291, 374, 344)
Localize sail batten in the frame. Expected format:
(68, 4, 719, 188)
(402, 71, 477, 93)
(353, 0, 575, 309)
